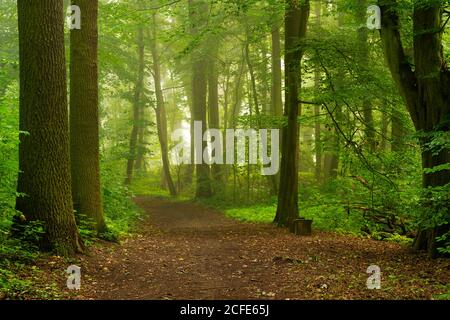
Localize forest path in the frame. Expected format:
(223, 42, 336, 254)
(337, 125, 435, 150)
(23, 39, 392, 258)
(69, 197, 449, 300)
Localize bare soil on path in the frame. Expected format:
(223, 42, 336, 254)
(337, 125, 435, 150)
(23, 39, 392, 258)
(53, 197, 448, 300)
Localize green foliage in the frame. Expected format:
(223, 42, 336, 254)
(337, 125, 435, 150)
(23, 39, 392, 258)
(100, 158, 144, 238)
(434, 285, 450, 300)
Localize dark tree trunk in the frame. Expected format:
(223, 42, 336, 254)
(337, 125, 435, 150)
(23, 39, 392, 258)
(15, 0, 83, 255)
(70, 0, 107, 234)
(274, 0, 310, 228)
(379, 0, 450, 257)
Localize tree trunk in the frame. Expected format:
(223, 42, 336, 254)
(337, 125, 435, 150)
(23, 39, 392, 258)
(69, 0, 107, 234)
(270, 23, 283, 194)
(357, 0, 375, 152)
(208, 47, 222, 187)
(190, 0, 212, 198)
(380, 106, 389, 151)
(314, 0, 322, 180)
(245, 33, 260, 117)
(323, 114, 340, 180)
(134, 104, 145, 172)
(15, 0, 83, 255)
(379, 0, 450, 257)
(150, 13, 177, 196)
(125, 26, 145, 185)
(274, 0, 310, 228)
(391, 108, 404, 152)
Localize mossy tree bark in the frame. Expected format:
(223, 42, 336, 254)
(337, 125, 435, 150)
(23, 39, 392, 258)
(274, 0, 310, 228)
(379, 0, 450, 257)
(15, 0, 83, 255)
(70, 0, 107, 234)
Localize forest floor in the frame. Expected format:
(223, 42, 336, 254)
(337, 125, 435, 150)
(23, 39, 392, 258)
(32, 197, 449, 300)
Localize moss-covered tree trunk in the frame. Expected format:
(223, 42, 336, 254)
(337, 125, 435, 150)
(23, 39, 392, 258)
(15, 0, 83, 255)
(379, 0, 450, 257)
(150, 13, 177, 197)
(70, 0, 107, 234)
(274, 0, 310, 227)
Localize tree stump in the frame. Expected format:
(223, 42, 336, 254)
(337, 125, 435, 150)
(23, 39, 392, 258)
(290, 218, 313, 236)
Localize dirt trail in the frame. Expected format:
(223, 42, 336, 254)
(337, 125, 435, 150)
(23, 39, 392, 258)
(65, 197, 448, 300)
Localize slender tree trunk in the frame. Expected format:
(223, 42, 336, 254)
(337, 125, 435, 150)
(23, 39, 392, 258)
(125, 26, 145, 185)
(15, 0, 83, 255)
(245, 33, 260, 116)
(380, 107, 389, 151)
(190, 0, 212, 198)
(274, 0, 310, 227)
(271, 24, 283, 120)
(314, 0, 322, 180)
(259, 39, 271, 115)
(208, 47, 222, 187)
(150, 13, 177, 196)
(70, 0, 107, 234)
(135, 105, 145, 172)
(270, 23, 283, 194)
(323, 115, 341, 180)
(323, 6, 343, 181)
(357, 0, 375, 151)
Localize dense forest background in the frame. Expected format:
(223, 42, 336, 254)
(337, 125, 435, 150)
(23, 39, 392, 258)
(0, 0, 449, 299)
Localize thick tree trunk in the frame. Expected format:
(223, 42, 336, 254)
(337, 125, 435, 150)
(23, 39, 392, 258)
(274, 0, 310, 228)
(379, 0, 450, 257)
(70, 0, 107, 234)
(15, 0, 83, 255)
(150, 14, 177, 197)
(125, 26, 145, 185)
